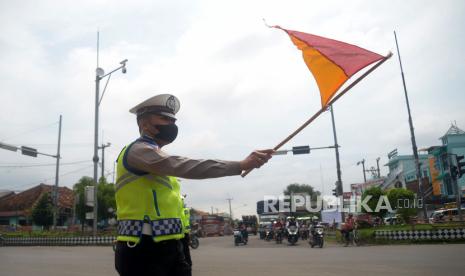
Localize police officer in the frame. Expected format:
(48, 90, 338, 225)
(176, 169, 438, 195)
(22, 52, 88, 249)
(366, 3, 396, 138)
(181, 196, 192, 267)
(114, 94, 273, 276)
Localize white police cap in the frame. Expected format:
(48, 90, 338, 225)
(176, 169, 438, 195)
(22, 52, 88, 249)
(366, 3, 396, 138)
(129, 94, 180, 119)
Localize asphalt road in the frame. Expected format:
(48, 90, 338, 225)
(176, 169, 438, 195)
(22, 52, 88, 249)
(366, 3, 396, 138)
(1, 236, 464, 276)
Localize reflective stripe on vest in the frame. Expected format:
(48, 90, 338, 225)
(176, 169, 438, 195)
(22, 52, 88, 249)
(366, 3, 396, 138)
(117, 218, 183, 237)
(115, 141, 185, 243)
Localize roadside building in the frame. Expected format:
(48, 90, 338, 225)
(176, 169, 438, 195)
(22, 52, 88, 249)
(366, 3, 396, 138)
(350, 178, 386, 196)
(0, 183, 74, 228)
(424, 124, 465, 205)
(0, 190, 14, 201)
(381, 149, 430, 190)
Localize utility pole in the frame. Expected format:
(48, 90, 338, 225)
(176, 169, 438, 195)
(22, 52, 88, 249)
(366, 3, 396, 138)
(376, 157, 381, 178)
(394, 31, 428, 221)
(112, 161, 116, 184)
(329, 105, 343, 196)
(329, 105, 344, 221)
(52, 115, 62, 228)
(449, 154, 463, 221)
(357, 159, 367, 183)
(226, 197, 233, 221)
(98, 142, 111, 180)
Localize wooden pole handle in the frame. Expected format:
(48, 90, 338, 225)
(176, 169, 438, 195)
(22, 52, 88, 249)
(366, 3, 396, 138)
(241, 53, 392, 178)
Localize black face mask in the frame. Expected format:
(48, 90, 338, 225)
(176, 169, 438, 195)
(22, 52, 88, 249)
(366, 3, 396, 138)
(154, 123, 178, 143)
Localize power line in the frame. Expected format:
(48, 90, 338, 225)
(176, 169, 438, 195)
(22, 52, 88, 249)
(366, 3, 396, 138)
(4, 164, 94, 191)
(0, 121, 58, 142)
(0, 160, 90, 168)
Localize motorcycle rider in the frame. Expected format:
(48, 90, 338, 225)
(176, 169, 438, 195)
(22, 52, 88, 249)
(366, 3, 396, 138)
(342, 213, 355, 246)
(239, 222, 248, 242)
(273, 219, 284, 241)
(286, 217, 299, 229)
(309, 216, 319, 237)
(286, 217, 299, 244)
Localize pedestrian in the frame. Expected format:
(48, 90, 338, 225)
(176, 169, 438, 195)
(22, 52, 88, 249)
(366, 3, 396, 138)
(114, 94, 274, 276)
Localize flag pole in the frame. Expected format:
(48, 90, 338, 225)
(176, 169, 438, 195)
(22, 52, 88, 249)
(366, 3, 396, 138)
(241, 52, 392, 177)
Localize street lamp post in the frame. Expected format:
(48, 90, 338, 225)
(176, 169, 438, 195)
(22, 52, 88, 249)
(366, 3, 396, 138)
(93, 60, 127, 236)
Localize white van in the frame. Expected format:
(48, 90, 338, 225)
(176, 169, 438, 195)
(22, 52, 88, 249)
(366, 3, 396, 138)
(429, 208, 463, 224)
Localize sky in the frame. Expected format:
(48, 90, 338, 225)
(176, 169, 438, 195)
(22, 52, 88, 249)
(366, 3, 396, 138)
(1, 0, 464, 218)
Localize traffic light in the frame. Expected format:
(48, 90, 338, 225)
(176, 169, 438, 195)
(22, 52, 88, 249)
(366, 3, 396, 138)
(21, 146, 37, 157)
(292, 145, 310, 155)
(332, 188, 337, 196)
(457, 155, 465, 178)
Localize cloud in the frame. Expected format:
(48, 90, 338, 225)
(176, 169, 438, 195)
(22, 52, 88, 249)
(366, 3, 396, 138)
(1, 0, 464, 217)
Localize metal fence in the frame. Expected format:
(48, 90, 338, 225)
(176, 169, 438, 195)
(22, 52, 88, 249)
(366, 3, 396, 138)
(0, 236, 116, 246)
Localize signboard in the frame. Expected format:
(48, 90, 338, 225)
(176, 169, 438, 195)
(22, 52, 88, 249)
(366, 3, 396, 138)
(343, 192, 352, 199)
(388, 148, 398, 159)
(85, 186, 95, 207)
(21, 146, 38, 157)
(85, 212, 94, 220)
(429, 156, 442, 196)
(321, 209, 342, 225)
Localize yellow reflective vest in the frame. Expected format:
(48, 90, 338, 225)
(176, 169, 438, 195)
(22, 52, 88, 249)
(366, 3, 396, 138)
(182, 207, 191, 234)
(115, 138, 185, 243)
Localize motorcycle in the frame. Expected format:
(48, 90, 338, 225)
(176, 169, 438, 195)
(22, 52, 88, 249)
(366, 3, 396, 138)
(300, 228, 309, 240)
(287, 225, 299, 245)
(265, 229, 274, 241)
(234, 229, 248, 246)
(309, 226, 324, 248)
(274, 227, 283, 244)
(189, 230, 200, 249)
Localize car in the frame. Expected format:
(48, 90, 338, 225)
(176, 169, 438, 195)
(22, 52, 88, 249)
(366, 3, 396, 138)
(384, 213, 400, 225)
(429, 208, 463, 224)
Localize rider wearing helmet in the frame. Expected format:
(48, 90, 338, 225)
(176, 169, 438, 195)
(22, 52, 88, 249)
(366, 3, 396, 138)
(286, 217, 299, 228)
(342, 213, 355, 245)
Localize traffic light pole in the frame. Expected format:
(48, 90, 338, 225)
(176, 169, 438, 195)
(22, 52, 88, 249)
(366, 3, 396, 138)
(329, 105, 343, 196)
(52, 115, 62, 228)
(450, 154, 464, 221)
(0, 116, 62, 228)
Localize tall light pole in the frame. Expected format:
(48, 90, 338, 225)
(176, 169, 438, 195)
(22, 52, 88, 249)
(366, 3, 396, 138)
(394, 31, 428, 221)
(376, 157, 381, 178)
(93, 32, 128, 235)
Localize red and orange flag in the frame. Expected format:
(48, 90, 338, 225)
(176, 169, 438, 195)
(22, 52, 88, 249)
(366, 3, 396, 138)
(274, 26, 384, 107)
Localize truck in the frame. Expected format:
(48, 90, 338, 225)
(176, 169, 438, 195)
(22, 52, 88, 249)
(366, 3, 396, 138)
(241, 215, 258, 235)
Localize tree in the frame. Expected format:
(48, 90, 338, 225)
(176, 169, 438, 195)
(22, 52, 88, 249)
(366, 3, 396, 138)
(361, 186, 388, 219)
(97, 177, 116, 221)
(387, 188, 417, 224)
(73, 176, 94, 230)
(73, 176, 116, 230)
(283, 183, 320, 199)
(31, 192, 53, 230)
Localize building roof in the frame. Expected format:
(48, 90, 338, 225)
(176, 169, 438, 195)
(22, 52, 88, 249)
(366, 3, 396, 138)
(0, 190, 15, 200)
(0, 184, 74, 217)
(441, 123, 465, 138)
(384, 154, 429, 166)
